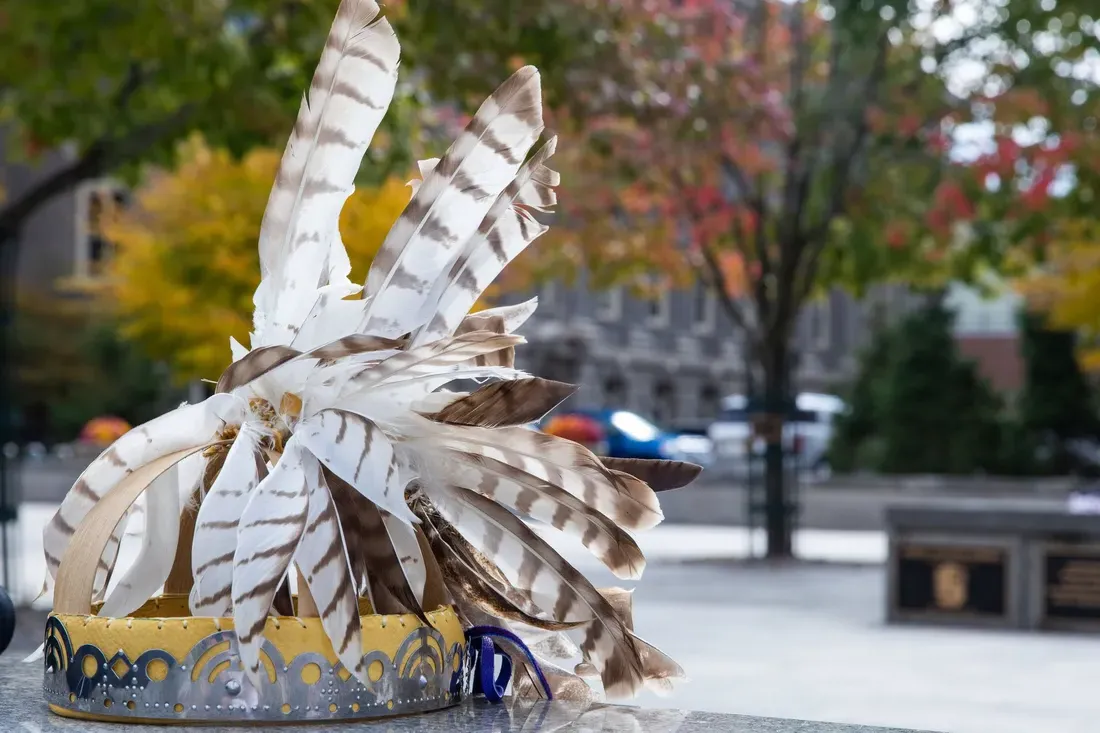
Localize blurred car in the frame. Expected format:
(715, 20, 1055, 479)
(541, 409, 715, 466)
(707, 392, 845, 477)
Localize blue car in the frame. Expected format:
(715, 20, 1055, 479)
(542, 409, 714, 466)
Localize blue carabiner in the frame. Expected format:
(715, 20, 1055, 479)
(465, 626, 553, 703)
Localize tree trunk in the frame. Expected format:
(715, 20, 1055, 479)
(761, 339, 793, 559)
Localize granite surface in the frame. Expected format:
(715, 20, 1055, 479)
(886, 504, 1100, 535)
(0, 658, 935, 732)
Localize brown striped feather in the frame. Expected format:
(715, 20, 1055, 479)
(324, 468, 429, 624)
(453, 451, 646, 579)
(599, 458, 703, 492)
(293, 463, 365, 683)
(430, 485, 643, 696)
(426, 378, 576, 427)
(215, 345, 302, 393)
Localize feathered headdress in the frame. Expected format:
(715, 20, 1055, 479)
(40, 0, 700, 709)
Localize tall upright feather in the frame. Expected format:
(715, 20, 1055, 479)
(253, 0, 400, 346)
(362, 67, 544, 337)
(414, 137, 559, 345)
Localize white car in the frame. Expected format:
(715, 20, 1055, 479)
(708, 392, 846, 478)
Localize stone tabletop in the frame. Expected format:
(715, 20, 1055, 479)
(0, 658, 936, 733)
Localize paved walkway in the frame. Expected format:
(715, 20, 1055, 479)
(6, 503, 887, 607)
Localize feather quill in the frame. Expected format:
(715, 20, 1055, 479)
(362, 67, 545, 337)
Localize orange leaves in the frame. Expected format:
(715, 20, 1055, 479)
(102, 136, 410, 383)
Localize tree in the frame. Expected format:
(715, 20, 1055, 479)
(12, 292, 179, 444)
(523, 0, 1100, 556)
(1017, 309, 1098, 472)
(830, 299, 1005, 475)
(98, 137, 411, 383)
(1017, 222, 1100, 373)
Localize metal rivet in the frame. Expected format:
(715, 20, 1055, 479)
(180, 665, 187, 671)
(205, 705, 210, 710)
(263, 705, 270, 711)
(418, 674, 428, 689)
(225, 679, 242, 696)
(191, 705, 197, 710)
(216, 705, 222, 710)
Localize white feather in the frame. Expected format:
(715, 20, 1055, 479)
(232, 437, 310, 689)
(98, 464, 185, 618)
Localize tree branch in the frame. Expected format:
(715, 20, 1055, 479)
(792, 30, 891, 308)
(0, 106, 194, 241)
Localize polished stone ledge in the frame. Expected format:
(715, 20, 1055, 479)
(0, 658, 936, 732)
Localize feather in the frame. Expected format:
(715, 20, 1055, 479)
(463, 297, 539, 334)
(98, 463, 189, 618)
(325, 469, 428, 620)
(422, 512, 580, 632)
(415, 137, 559, 344)
(599, 458, 703, 492)
(428, 485, 644, 697)
(231, 437, 311, 688)
(452, 451, 646, 579)
(347, 331, 523, 391)
(633, 633, 687, 695)
(426, 378, 575, 427)
(454, 314, 513, 368)
(296, 409, 418, 523)
(405, 157, 440, 197)
(253, 0, 400, 348)
(380, 512, 427, 607)
(191, 428, 268, 616)
(216, 345, 302, 394)
(305, 333, 406, 361)
(362, 67, 544, 337)
(289, 292, 375, 353)
(293, 464, 365, 683)
(424, 423, 663, 531)
(42, 394, 243, 585)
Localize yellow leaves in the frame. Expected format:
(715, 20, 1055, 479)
(102, 136, 411, 383)
(1016, 221, 1100, 372)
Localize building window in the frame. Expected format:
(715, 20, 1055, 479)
(691, 284, 716, 333)
(603, 375, 626, 408)
(653, 381, 675, 424)
(75, 180, 129, 278)
(595, 287, 623, 322)
(646, 285, 671, 328)
(699, 384, 720, 419)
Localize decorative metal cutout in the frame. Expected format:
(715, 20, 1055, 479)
(43, 618, 468, 722)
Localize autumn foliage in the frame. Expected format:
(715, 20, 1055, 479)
(100, 137, 412, 383)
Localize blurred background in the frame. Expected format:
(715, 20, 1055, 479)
(2, 1, 1100, 731)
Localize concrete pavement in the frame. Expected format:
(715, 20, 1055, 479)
(6, 502, 887, 606)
